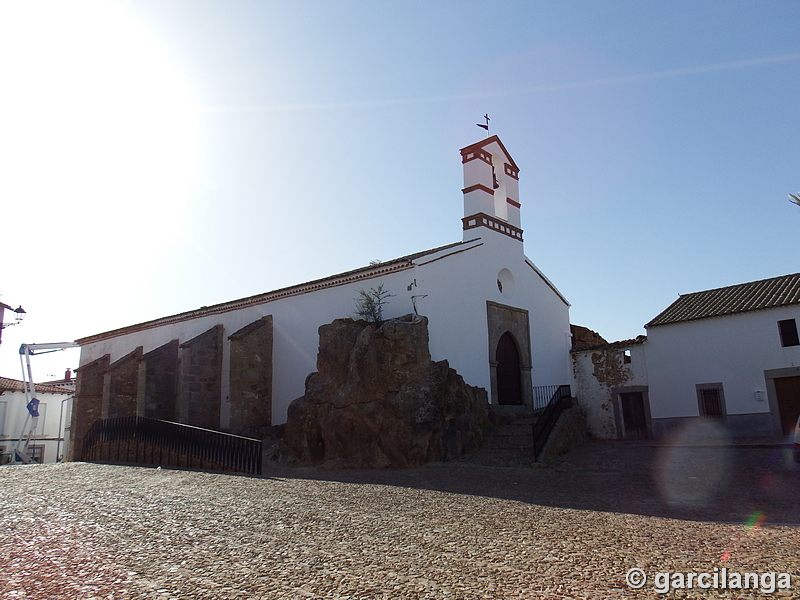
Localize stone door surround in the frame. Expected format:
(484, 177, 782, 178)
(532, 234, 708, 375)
(486, 301, 533, 406)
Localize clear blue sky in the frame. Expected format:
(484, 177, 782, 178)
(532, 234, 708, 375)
(1, 0, 798, 380)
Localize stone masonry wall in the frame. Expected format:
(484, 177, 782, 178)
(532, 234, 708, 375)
(137, 339, 179, 421)
(228, 316, 273, 438)
(178, 325, 223, 430)
(69, 354, 110, 461)
(102, 347, 142, 419)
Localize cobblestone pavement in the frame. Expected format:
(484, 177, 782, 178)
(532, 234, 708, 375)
(1, 440, 799, 599)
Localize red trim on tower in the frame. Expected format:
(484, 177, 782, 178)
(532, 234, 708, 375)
(459, 135, 519, 171)
(460, 148, 492, 165)
(504, 163, 519, 180)
(462, 212, 523, 241)
(506, 198, 521, 208)
(462, 183, 494, 195)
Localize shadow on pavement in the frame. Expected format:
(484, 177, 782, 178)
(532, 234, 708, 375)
(261, 439, 800, 525)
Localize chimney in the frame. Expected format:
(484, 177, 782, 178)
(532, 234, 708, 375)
(65, 368, 72, 382)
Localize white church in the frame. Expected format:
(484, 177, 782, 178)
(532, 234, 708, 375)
(69, 135, 573, 460)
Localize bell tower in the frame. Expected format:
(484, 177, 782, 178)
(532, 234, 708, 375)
(460, 135, 523, 242)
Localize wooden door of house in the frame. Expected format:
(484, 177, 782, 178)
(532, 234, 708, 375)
(774, 376, 800, 435)
(620, 391, 648, 439)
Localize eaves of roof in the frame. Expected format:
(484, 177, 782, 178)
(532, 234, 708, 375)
(646, 273, 800, 328)
(0, 377, 74, 394)
(460, 135, 520, 170)
(76, 239, 480, 345)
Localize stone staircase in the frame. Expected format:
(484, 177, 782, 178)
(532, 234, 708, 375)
(487, 405, 543, 451)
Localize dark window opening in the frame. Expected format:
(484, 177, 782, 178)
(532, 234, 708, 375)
(698, 387, 725, 418)
(623, 349, 631, 364)
(778, 318, 799, 347)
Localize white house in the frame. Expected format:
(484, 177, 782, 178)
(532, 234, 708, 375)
(573, 273, 800, 439)
(0, 376, 74, 464)
(69, 135, 573, 460)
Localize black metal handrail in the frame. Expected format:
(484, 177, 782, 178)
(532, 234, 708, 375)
(532, 384, 572, 462)
(82, 416, 262, 475)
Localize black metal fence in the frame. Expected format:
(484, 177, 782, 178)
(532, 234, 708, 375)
(82, 416, 262, 475)
(532, 384, 564, 410)
(532, 384, 572, 462)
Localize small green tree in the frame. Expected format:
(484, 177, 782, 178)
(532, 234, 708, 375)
(790, 192, 800, 207)
(354, 283, 395, 323)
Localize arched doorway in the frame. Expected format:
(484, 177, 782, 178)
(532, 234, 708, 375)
(496, 332, 522, 405)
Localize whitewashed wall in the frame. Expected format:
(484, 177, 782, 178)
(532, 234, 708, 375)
(0, 388, 72, 463)
(77, 230, 572, 428)
(645, 305, 800, 435)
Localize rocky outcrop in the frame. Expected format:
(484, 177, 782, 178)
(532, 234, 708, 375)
(281, 315, 489, 469)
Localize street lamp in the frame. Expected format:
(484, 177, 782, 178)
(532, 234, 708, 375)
(0, 302, 26, 346)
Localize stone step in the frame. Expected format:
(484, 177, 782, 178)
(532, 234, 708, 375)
(486, 406, 544, 450)
(491, 405, 544, 425)
(489, 434, 534, 450)
(493, 423, 535, 436)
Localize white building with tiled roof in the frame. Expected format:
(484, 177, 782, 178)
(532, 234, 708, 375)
(644, 273, 800, 437)
(69, 136, 573, 460)
(0, 377, 73, 464)
(572, 273, 800, 440)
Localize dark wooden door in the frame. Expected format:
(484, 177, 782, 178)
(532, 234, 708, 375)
(620, 392, 648, 439)
(775, 376, 800, 435)
(496, 332, 522, 405)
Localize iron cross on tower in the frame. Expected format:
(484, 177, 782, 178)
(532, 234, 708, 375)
(477, 114, 490, 136)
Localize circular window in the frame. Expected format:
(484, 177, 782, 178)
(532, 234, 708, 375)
(497, 268, 515, 299)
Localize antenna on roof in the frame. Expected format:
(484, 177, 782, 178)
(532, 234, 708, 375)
(476, 114, 490, 137)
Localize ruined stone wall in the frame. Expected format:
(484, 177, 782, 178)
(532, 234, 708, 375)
(571, 339, 647, 439)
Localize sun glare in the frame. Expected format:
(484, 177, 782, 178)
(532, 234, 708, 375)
(0, 0, 199, 257)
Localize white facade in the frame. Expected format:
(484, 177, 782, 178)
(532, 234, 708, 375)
(572, 274, 800, 439)
(71, 136, 572, 455)
(645, 303, 800, 437)
(0, 379, 73, 464)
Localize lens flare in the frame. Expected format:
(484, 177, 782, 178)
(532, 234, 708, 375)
(655, 419, 731, 507)
(745, 511, 765, 531)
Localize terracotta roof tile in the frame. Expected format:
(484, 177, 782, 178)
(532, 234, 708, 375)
(0, 377, 74, 394)
(646, 273, 800, 328)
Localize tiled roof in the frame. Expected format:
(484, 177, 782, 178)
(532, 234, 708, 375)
(646, 273, 800, 328)
(0, 377, 74, 394)
(76, 239, 482, 345)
